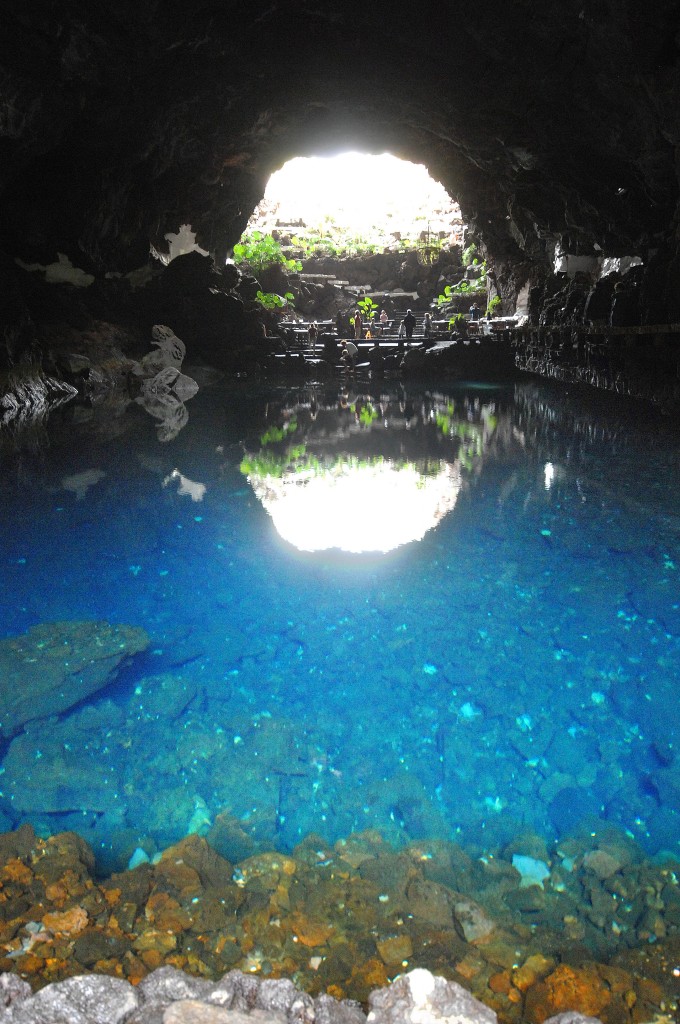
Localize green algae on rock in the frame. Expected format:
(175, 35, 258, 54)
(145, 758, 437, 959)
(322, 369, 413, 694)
(0, 621, 149, 738)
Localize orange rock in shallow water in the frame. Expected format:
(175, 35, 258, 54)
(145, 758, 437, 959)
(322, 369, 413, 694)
(154, 859, 202, 896)
(512, 954, 556, 992)
(15, 952, 43, 975)
(104, 887, 121, 907)
(286, 911, 335, 947)
(124, 953, 148, 984)
(132, 929, 177, 954)
(525, 964, 612, 1022)
(376, 933, 413, 964)
(139, 949, 164, 970)
(146, 891, 174, 919)
(2, 859, 33, 885)
(42, 905, 89, 936)
(350, 956, 389, 992)
(94, 957, 124, 977)
(488, 971, 512, 995)
(455, 951, 485, 981)
(45, 881, 69, 904)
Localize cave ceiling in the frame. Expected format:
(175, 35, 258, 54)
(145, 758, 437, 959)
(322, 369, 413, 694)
(1, 0, 679, 276)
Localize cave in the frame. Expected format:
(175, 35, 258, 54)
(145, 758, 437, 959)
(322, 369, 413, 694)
(2, 0, 680, 397)
(2, 4, 680, 1022)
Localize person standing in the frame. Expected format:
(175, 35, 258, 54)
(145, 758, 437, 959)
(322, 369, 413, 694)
(353, 308, 363, 340)
(308, 321, 318, 354)
(336, 309, 345, 337)
(401, 309, 416, 340)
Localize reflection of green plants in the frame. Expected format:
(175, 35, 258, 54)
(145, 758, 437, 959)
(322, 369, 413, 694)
(233, 231, 302, 275)
(240, 450, 448, 480)
(241, 442, 308, 478)
(260, 420, 297, 445)
(434, 402, 456, 436)
(357, 402, 379, 426)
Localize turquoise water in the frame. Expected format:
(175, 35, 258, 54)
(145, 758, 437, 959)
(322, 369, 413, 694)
(1, 379, 679, 872)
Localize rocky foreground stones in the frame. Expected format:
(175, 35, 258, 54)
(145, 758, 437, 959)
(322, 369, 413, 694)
(0, 966, 602, 1024)
(0, 827, 676, 1023)
(0, 621, 149, 738)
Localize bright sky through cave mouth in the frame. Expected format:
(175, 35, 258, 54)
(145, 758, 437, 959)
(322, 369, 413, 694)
(246, 152, 462, 246)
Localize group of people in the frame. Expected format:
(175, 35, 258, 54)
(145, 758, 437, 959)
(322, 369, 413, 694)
(300, 303, 486, 357)
(350, 307, 428, 341)
(338, 306, 430, 373)
(350, 306, 391, 341)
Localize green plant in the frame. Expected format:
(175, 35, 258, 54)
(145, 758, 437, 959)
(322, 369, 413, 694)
(436, 285, 454, 308)
(436, 273, 487, 306)
(486, 296, 502, 317)
(448, 313, 467, 330)
(357, 296, 379, 322)
(462, 243, 478, 267)
(255, 290, 294, 310)
(233, 231, 302, 276)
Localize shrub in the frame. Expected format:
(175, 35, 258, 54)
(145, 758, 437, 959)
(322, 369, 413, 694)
(233, 231, 302, 276)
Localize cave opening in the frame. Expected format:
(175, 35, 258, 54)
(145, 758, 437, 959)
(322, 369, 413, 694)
(241, 151, 464, 258)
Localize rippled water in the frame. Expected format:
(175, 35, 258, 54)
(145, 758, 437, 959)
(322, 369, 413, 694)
(1, 378, 679, 872)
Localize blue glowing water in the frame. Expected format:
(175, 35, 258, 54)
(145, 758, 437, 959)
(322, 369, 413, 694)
(1, 379, 679, 871)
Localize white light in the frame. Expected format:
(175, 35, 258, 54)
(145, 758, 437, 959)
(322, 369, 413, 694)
(248, 460, 461, 553)
(544, 462, 555, 490)
(249, 153, 460, 241)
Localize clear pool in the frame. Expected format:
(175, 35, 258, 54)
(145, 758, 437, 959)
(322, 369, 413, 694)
(1, 377, 679, 872)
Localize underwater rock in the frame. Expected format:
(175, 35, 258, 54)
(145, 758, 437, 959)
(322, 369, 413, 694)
(2, 703, 131, 816)
(451, 897, 496, 943)
(0, 620, 149, 738)
(157, 835, 234, 892)
(523, 965, 612, 1023)
(0, 826, 678, 1021)
(511, 855, 551, 889)
(581, 849, 623, 881)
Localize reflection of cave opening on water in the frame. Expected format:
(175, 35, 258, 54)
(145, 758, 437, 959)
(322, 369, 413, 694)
(253, 459, 461, 553)
(241, 389, 497, 553)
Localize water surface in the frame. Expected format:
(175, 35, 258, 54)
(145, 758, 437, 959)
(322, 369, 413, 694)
(1, 378, 678, 871)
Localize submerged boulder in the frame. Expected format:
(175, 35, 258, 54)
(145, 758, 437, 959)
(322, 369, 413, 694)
(0, 620, 149, 737)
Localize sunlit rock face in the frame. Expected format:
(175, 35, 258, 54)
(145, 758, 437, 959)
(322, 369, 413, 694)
(242, 391, 495, 552)
(1, 1, 680, 351)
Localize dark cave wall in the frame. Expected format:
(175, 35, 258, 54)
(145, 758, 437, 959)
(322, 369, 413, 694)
(1, 0, 680, 344)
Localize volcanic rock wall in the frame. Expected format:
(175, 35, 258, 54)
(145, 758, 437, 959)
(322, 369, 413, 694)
(1, 1, 680, 377)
